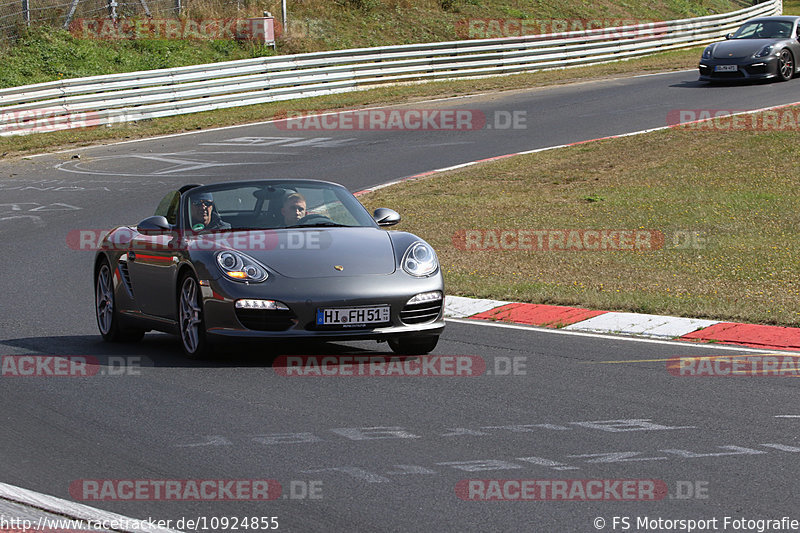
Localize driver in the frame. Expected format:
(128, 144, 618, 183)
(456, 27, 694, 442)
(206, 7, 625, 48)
(281, 193, 307, 226)
(190, 192, 231, 230)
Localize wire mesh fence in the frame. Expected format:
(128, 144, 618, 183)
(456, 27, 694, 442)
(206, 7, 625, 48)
(0, 0, 261, 39)
(0, 0, 775, 42)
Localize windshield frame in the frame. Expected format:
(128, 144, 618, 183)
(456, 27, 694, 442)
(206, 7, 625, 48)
(730, 20, 794, 40)
(178, 179, 379, 232)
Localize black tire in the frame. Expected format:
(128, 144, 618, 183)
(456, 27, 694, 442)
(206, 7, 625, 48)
(177, 271, 212, 359)
(778, 49, 794, 82)
(388, 336, 439, 355)
(95, 259, 145, 342)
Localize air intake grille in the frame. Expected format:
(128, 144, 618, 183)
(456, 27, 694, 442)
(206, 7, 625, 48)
(236, 309, 296, 331)
(400, 300, 442, 325)
(118, 261, 134, 298)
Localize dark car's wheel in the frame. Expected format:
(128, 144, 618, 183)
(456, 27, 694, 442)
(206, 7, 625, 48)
(778, 49, 794, 81)
(178, 272, 211, 359)
(388, 336, 439, 355)
(95, 259, 145, 342)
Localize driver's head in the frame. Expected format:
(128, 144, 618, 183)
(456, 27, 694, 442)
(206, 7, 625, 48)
(281, 193, 306, 225)
(190, 192, 214, 227)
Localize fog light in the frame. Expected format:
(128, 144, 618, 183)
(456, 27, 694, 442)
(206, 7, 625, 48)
(235, 299, 290, 310)
(408, 291, 443, 304)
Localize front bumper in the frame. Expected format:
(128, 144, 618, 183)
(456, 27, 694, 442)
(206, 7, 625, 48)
(698, 56, 779, 81)
(200, 272, 445, 341)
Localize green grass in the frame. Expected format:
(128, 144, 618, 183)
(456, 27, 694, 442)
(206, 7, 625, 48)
(785, 0, 800, 15)
(359, 111, 800, 327)
(0, 0, 740, 88)
(0, 27, 276, 88)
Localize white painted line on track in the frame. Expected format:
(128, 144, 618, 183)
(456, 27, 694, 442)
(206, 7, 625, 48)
(445, 317, 800, 355)
(631, 68, 696, 78)
(354, 98, 800, 193)
(0, 481, 181, 533)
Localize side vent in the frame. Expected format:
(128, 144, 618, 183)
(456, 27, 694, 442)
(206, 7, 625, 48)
(118, 261, 135, 298)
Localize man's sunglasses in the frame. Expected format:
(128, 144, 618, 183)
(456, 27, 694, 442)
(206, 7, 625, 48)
(192, 200, 214, 208)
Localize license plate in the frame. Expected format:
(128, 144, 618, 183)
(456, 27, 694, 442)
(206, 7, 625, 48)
(316, 305, 390, 325)
(714, 65, 737, 72)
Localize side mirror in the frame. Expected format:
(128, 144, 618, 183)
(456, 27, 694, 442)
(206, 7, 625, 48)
(725, 33, 733, 39)
(373, 208, 401, 227)
(137, 215, 171, 233)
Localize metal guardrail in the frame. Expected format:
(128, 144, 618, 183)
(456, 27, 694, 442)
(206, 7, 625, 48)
(0, 0, 782, 136)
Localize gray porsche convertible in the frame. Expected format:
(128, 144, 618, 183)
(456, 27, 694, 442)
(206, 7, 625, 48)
(698, 16, 800, 82)
(94, 179, 445, 358)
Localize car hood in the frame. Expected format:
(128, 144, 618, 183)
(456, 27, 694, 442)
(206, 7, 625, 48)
(194, 227, 397, 278)
(711, 39, 775, 59)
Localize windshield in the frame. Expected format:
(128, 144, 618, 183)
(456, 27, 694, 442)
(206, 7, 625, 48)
(183, 181, 377, 232)
(731, 20, 793, 39)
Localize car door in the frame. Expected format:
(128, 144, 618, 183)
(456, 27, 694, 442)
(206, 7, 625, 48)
(791, 21, 800, 71)
(126, 191, 182, 319)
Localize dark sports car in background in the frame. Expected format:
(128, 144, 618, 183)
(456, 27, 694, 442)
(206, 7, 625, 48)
(94, 179, 445, 358)
(699, 16, 800, 82)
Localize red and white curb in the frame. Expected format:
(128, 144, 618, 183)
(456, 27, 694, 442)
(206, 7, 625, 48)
(445, 295, 800, 352)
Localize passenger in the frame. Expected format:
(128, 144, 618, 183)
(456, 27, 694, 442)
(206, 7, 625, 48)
(281, 193, 307, 226)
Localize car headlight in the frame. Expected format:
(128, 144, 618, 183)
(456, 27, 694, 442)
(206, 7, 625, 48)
(402, 242, 438, 277)
(753, 45, 773, 58)
(702, 45, 714, 59)
(215, 250, 268, 282)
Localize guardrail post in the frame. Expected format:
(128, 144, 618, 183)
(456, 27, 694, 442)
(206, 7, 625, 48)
(106, 0, 117, 22)
(63, 0, 80, 28)
(21, 0, 30, 25)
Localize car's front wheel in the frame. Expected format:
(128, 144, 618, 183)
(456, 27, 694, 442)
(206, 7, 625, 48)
(178, 272, 211, 359)
(778, 49, 794, 81)
(388, 336, 439, 355)
(95, 259, 144, 342)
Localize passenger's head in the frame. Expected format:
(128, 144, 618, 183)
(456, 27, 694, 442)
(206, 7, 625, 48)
(281, 193, 306, 225)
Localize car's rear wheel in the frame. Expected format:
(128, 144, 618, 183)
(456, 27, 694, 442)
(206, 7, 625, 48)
(388, 335, 439, 355)
(178, 272, 211, 359)
(778, 49, 794, 81)
(95, 259, 145, 342)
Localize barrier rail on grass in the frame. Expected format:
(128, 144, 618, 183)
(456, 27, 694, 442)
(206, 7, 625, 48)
(0, 0, 782, 136)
